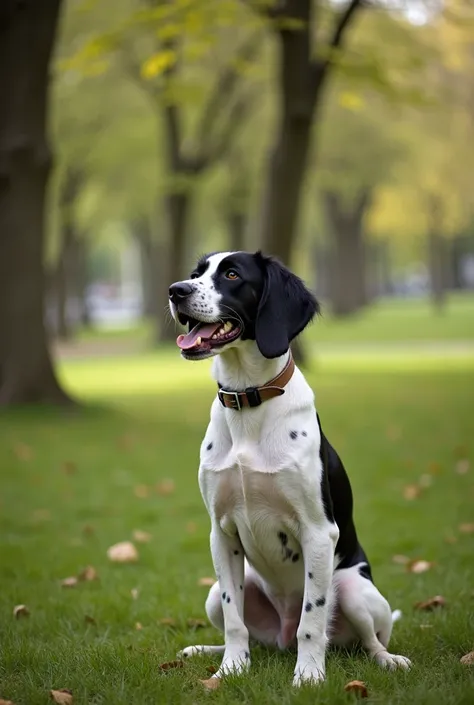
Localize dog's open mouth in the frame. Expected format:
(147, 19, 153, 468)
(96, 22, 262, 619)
(176, 318, 241, 354)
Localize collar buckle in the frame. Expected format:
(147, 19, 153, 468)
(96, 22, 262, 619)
(218, 389, 242, 410)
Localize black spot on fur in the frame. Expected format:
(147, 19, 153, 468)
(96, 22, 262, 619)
(278, 531, 288, 546)
(305, 633, 311, 640)
(302, 431, 307, 437)
(240, 585, 243, 590)
(305, 602, 312, 612)
(308, 572, 313, 579)
(245, 651, 250, 658)
(315, 596, 326, 607)
(222, 592, 226, 600)
(226, 596, 231, 603)
(206, 442, 213, 451)
(289, 430, 298, 440)
(292, 553, 299, 563)
(284, 547, 293, 561)
(234, 550, 239, 555)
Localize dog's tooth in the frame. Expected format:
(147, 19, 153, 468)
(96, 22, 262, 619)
(196, 336, 202, 345)
(212, 334, 217, 339)
(224, 321, 232, 332)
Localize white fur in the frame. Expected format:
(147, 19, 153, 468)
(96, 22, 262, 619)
(172, 253, 411, 685)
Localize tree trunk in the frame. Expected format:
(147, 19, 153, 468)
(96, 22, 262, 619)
(74, 238, 92, 327)
(0, 0, 74, 406)
(427, 229, 447, 313)
(322, 189, 370, 317)
(227, 211, 247, 252)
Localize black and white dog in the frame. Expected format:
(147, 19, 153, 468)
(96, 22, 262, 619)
(169, 250, 411, 686)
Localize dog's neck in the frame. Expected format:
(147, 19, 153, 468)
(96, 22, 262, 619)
(211, 340, 290, 391)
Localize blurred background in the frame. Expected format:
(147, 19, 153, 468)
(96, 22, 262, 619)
(1, 0, 474, 403)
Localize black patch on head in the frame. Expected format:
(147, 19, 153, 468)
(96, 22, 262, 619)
(305, 602, 312, 612)
(278, 531, 288, 546)
(284, 547, 293, 561)
(302, 431, 307, 437)
(234, 550, 239, 555)
(291, 553, 299, 563)
(240, 585, 243, 590)
(222, 592, 226, 600)
(308, 572, 313, 579)
(226, 596, 231, 603)
(253, 253, 319, 359)
(305, 633, 311, 640)
(315, 596, 326, 607)
(289, 430, 298, 440)
(206, 442, 213, 451)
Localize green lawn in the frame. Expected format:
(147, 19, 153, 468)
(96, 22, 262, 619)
(1, 349, 474, 704)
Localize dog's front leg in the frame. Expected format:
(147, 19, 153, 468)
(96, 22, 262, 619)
(293, 522, 339, 687)
(210, 522, 249, 678)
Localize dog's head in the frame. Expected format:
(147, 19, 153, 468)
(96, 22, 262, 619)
(169, 251, 319, 361)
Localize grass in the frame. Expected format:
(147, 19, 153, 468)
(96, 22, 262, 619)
(76, 292, 474, 347)
(1, 347, 474, 704)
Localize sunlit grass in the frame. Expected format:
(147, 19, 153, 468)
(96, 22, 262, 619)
(1, 351, 473, 704)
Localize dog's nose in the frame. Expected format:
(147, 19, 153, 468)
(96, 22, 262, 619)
(169, 281, 194, 304)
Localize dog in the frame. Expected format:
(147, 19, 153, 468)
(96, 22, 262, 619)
(168, 250, 411, 686)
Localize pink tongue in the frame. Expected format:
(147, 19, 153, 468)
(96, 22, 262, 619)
(176, 322, 221, 350)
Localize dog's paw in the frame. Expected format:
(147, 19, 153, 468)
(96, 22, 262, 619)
(375, 651, 411, 671)
(293, 662, 325, 687)
(214, 648, 250, 677)
(177, 645, 205, 659)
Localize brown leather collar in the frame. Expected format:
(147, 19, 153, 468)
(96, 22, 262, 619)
(217, 354, 295, 411)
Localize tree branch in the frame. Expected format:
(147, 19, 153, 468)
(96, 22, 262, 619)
(194, 30, 261, 151)
(204, 88, 256, 165)
(329, 0, 363, 53)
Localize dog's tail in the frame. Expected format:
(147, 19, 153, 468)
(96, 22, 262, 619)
(391, 609, 403, 624)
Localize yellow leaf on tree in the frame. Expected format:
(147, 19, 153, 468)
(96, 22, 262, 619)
(141, 51, 176, 80)
(338, 92, 364, 112)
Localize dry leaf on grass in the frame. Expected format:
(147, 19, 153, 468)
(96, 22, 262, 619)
(460, 651, 474, 665)
(61, 461, 77, 476)
(456, 459, 470, 475)
(107, 541, 138, 563)
(82, 524, 95, 536)
(131, 588, 139, 600)
(0, 699, 15, 704)
(133, 530, 152, 543)
(206, 665, 217, 674)
(445, 534, 458, 544)
(186, 521, 197, 534)
(13, 442, 33, 461)
(50, 689, 73, 705)
(159, 660, 184, 671)
(403, 484, 421, 501)
(198, 577, 216, 587)
(418, 474, 433, 488)
(407, 559, 433, 574)
(459, 523, 474, 534)
(61, 577, 78, 588)
(13, 604, 30, 619)
(392, 554, 410, 565)
(135, 622, 143, 630)
(134, 484, 150, 499)
(156, 479, 175, 496)
(199, 678, 221, 690)
(414, 595, 446, 611)
(78, 565, 98, 582)
(344, 680, 368, 698)
(186, 618, 207, 629)
(84, 615, 97, 626)
(428, 461, 442, 475)
(158, 618, 177, 626)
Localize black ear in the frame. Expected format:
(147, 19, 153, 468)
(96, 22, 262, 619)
(255, 253, 319, 359)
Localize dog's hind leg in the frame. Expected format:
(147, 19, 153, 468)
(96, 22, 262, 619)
(334, 565, 411, 670)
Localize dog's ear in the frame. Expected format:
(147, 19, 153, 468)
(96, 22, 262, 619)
(254, 252, 319, 359)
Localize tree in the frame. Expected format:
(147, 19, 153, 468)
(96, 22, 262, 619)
(0, 0, 73, 405)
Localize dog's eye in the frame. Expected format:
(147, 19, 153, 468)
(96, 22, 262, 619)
(225, 270, 239, 280)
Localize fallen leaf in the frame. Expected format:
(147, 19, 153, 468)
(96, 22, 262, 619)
(206, 665, 217, 674)
(107, 541, 138, 563)
(13, 442, 33, 461)
(460, 651, 474, 665)
(428, 461, 442, 475)
(418, 474, 433, 488)
(158, 617, 177, 626)
(133, 530, 152, 543)
(459, 523, 474, 534)
(82, 524, 95, 536)
(50, 690, 73, 705)
(156, 479, 175, 496)
(198, 577, 216, 587)
(199, 678, 220, 690)
(0, 699, 15, 704)
(160, 660, 184, 671)
(392, 554, 410, 565)
(456, 459, 470, 475)
(414, 595, 446, 610)
(131, 588, 139, 600)
(186, 521, 197, 534)
(61, 461, 77, 475)
(403, 484, 421, 500)
(13, 604, 30, 619)
(61, 576, 78, 588)
(84, 615, 97, 626)
(186, 618, 207, 629)
(78, 565, 98, 582)
(135, 622, 143, 630)
(134, 484, 150, 499)
(407, 559, 433, 574)
(344, 680, 368, 698)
